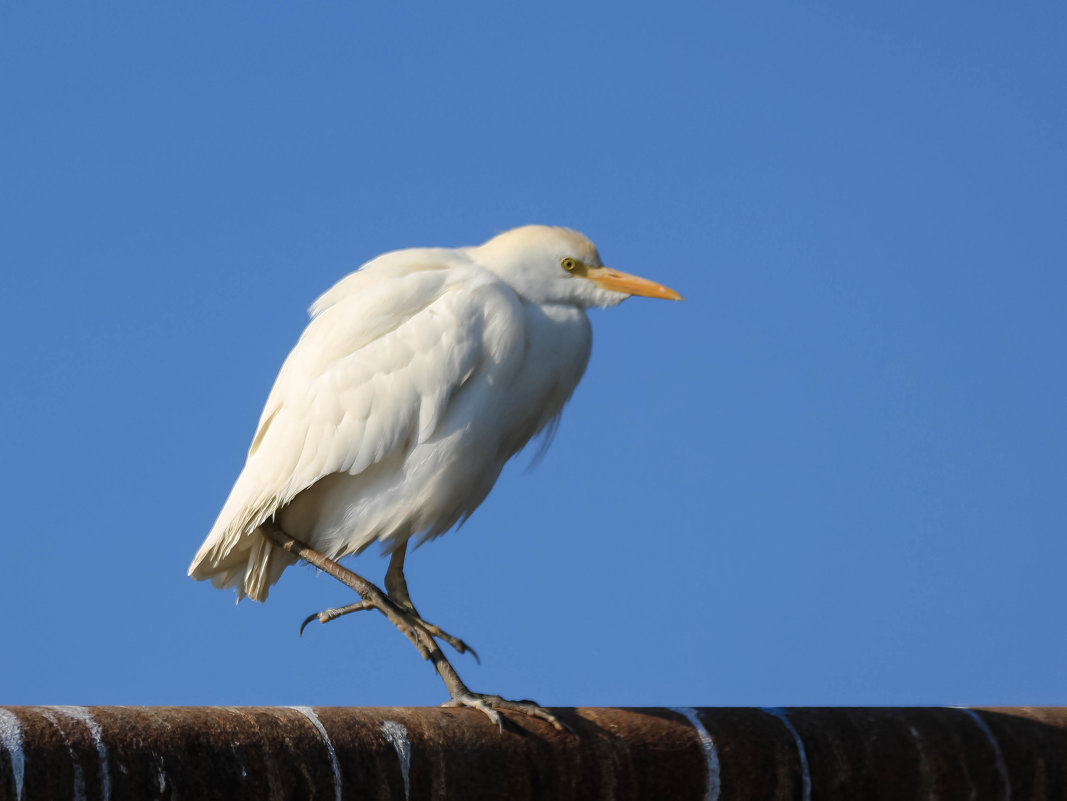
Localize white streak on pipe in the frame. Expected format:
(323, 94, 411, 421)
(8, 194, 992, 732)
(290, 706, 342, 801)
(764, 708, 811, 801)
(961, 709, 1012, 800)
(0, 709, 25, 801)
(51, 707, 111, 801)
(37, 709, 86, 801)
(381, 720, 412, 801)
(671, 708, 721, 801)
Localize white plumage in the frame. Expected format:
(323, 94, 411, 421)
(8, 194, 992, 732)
(189, 225, 680, 602)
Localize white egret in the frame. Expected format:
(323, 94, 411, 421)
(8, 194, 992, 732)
(189, 225, 681, 727)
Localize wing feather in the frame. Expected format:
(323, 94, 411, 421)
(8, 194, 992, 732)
(189, 258, 519, 599)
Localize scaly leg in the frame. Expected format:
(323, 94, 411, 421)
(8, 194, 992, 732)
(259, 521, 563, 731)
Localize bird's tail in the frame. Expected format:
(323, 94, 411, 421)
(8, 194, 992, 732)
(188, 523, 297, 602)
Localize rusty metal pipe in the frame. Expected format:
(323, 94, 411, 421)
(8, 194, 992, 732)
(1, 706, 1065, 800)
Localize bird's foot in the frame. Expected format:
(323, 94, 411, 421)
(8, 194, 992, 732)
(442, 692, 567, 732)
(300, 599, 480, 662)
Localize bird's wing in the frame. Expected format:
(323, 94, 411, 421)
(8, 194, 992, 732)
(189, 258, 526, 597)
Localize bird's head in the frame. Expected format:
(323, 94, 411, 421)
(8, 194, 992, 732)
(469, 225, 682, 309)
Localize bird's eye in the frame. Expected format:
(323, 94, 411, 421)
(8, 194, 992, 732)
(561, 258, 578, 273)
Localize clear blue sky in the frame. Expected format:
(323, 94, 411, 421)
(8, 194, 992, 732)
(2, 3, 1064, 709)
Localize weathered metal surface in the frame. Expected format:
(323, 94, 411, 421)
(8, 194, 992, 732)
(1, 706, 1066, 800)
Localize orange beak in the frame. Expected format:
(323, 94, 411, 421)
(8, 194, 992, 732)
(586, 266, 683, 301)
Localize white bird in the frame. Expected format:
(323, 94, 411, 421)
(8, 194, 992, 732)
(189, 225, 681, 724)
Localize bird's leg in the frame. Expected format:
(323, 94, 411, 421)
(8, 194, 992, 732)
(260, 521, 432, 658)
(384, 543, 479, 661)
(289, 538, 477, 659)
(384, 541, 416, 609)
(260, 522, 565, 732)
